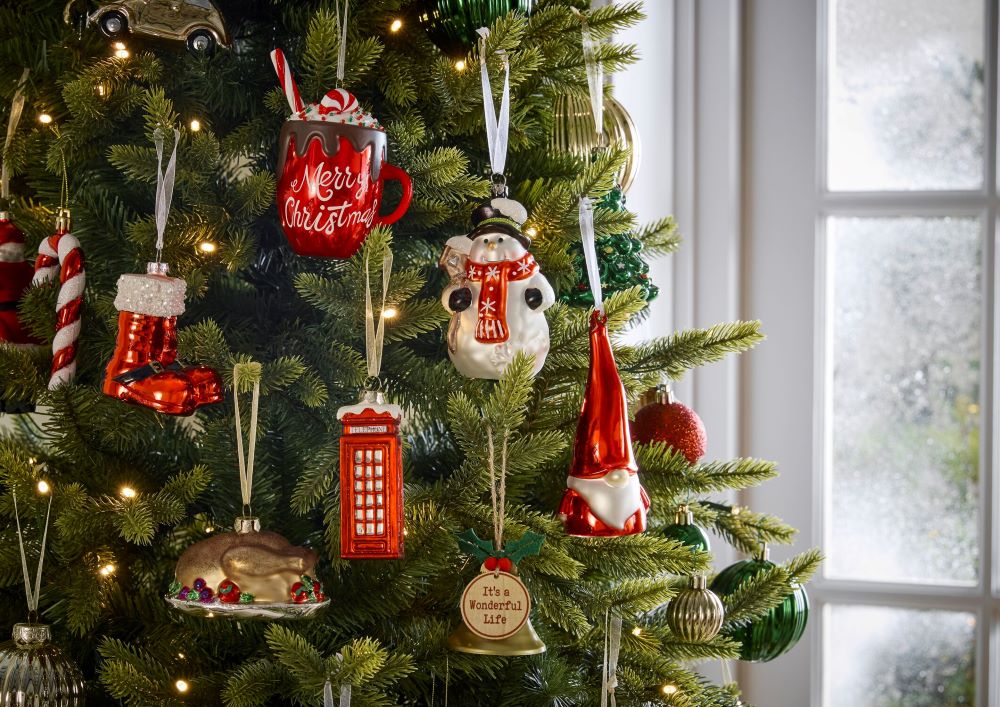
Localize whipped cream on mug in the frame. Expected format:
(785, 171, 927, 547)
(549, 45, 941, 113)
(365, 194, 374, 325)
(292, 88, 382, 130)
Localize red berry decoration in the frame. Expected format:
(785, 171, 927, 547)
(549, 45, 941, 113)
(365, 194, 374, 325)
(218, 579, 241, 604)
(497, 557, 513, 573)
(484, 556, 499, 572)
(632, 386, 707, 464)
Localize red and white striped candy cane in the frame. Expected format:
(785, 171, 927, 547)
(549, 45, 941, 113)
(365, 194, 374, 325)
(270, 48, 305, 116)
(31, 209, 84, 389)
(317, 88, 359, 116)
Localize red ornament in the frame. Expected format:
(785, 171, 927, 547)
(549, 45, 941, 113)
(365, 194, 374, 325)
(31, 208, 85, 388)
(559, 310, 649, 537)
(338, 391, 405, 559)
(276, 118, 412, 259)
(632, 386, 707, 464)
(484, 556, 499, 571)
(291, 581, 309, 603)
(217, 579, 241, 604)
(497, 557, 513, 573)
(0, 215, 41, 348)
(102, 263, 223, 416)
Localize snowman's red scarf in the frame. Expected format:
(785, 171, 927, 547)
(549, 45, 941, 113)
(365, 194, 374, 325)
(465, 252, 538, 343)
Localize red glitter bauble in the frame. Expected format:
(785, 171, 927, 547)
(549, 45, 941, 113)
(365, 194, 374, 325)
(633, 390, 707, 464)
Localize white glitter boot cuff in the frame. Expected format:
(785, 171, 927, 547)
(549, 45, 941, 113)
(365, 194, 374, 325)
(114, 273, 187, 317)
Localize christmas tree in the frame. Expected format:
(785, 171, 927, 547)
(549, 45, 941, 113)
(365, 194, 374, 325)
(0, 2, 819, 705)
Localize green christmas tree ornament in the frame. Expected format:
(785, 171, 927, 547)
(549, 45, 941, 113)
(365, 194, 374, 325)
(414, 0, 535, 56)
(710, 545, 810, 662)
(561, 186, 659, 307)
(662, 504, 711, 553)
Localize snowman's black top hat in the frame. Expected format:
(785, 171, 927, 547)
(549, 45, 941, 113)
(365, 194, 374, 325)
(469, 200, 531, 249)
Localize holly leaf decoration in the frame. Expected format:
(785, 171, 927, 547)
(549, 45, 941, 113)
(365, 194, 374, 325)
(503, 531, 545, 565)
(456, 528, 496, 563)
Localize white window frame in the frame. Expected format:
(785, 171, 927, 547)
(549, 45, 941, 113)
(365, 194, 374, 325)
(738, 0, 1000, 705)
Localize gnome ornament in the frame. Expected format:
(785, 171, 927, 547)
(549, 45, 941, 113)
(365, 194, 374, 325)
(559, 197, 649, 537)
(441, 197, 555, 379)
(560, 310, 650, 536)
(0, 214, 40, 349)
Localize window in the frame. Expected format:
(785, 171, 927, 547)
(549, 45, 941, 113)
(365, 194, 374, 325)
(818, 0, 989, 704)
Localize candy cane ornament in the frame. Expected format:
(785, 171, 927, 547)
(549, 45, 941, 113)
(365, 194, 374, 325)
(31, 208, 84, 389)
(269, 48, 305, 116)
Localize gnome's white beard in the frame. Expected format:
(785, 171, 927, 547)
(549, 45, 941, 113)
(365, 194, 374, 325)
(566, 472, 644, 530)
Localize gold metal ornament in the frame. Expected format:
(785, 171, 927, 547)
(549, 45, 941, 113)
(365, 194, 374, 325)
(665, 575, 725, 642)
(447, 618, 546, 656)
(448, 566, 546, 656)
(551, 93, 641, 193)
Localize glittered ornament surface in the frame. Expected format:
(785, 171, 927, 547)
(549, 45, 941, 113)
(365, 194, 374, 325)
(633, 390, 707, 464)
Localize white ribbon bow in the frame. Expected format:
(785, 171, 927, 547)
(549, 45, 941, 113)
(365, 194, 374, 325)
(476, 28, 510, 179)
(578, 197, 603, 314)
(601, 612, 622, 707)
(2, 68, 30, 201)
(324, 652, 351, 706)
(233, 363, 261, 511)
(364, 248, 393, 380)
(580, 18, 604, 137)
(153, 127, 180, 260)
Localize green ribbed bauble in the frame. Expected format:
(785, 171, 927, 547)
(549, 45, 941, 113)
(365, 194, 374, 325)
(414, 0, 535, 56)
(662, 504, 710, 553)
(709, 551, 809, 662)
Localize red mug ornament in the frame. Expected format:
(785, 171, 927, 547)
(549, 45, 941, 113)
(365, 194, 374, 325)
(277, 120, 412, 258)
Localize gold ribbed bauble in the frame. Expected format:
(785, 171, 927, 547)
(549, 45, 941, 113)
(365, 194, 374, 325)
(665, 575, 725, 642)
(550, 93, 641, 193)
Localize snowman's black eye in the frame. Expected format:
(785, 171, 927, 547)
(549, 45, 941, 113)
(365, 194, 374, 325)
(498, 237, 504, 243)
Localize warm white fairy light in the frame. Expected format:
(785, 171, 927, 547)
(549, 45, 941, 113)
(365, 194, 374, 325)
(662, 684, 678, 695)
(454, 59, 466, 71)
(38, 113, 52, 125)
(177, 652, 185, 659)
(120, 486, 137, 499)
(36, 480, 50, 495)
(390, 18, 403, 32)
(175, 679, 189, 693)
(631, 626, 642, 636)
(525, 226, 538, 238)
(99, 563, 116, 576)
(189, 119, 201, 132)
(113, 41, 130, 59)
(198, 241, 217, 254)
(381, 307, 398, 319)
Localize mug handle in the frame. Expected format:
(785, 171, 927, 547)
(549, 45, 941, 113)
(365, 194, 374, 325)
(376, 162, 413, 226)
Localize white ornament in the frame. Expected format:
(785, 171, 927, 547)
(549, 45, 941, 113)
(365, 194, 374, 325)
(114, 273, 187, 318)
(441, 227, 555, 379)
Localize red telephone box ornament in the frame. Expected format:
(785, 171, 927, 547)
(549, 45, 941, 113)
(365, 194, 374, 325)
(338, 390, 404, 559)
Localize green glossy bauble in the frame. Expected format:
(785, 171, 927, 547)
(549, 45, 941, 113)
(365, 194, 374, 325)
(661, 505, 710, 552)
(415, 0, 535, 56)
(662, 522, 711, 553)
(710, 557, 809, 662)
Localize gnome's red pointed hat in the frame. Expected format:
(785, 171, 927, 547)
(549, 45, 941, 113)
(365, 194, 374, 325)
(568, 310, 638, 479)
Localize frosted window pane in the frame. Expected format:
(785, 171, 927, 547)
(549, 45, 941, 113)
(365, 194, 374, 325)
(827, 0, 984, 190)
(824, 605, 975, 706)
(829, 217, 980, 583)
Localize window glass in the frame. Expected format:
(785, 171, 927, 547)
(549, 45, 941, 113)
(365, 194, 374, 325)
(828, 216, 981, 584)
(827, 0, 985, 190)
(824, 604, 976, 705)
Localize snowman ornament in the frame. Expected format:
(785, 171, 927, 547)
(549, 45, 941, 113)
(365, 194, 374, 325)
(441, 198, 555, 379)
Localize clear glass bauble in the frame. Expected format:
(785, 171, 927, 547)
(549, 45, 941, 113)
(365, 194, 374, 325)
(0, 623, 85, 706)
